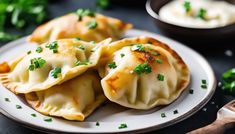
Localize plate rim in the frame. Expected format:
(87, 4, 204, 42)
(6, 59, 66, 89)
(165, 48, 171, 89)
(0, 29, 217, 133)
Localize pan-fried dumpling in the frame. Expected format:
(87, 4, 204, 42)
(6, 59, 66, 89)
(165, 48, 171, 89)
(0, 38, 111, 94)
(28, 9, 132, 44)
(98, 36, 190, 109)
(25, 71, 106, 121)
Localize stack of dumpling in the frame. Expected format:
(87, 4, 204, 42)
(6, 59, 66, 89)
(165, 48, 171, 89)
(0, 9, 190, 121)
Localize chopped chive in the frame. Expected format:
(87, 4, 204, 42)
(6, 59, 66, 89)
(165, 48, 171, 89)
(51, 67, 62, 78)
(16, 105, 22, 109)
(202, 79, 207, 84)
(201, 85, 207, 89)
(75, 60, 91, 66)
(134, 62, 152, 75)
(161, 113, 166, 118)
(108, 62, 117, 69)
(27, 50, 31, 55)
(189, 89, 194, 94)
(28, 57, 46, 71)
(120, 53, 125, 58)
(44, 117, 52, 122)
(76, 9, 96, 21)
(4, 98, 10, 102)
(183, 1, 191, 13)
(86, 20, 98, 29)
(96, 0, 110, 9)
(96, 122, 100, 126)
(157, 74, 164, 81)
(156, 59, 162, 64)
(36, 47, 43, 53)
(90, 41, 96, 45)
(197, 8, 207, 20)
(75, 37, 80, 41)
(46, 41, 58, 53)
(118, 123, 127, 129)
(173, 110, 178, 114)
(131, 44, 145, 52)
(151, 52, 160, 56)
(78, 45, 85, 50)
(31, 114, 37, 117)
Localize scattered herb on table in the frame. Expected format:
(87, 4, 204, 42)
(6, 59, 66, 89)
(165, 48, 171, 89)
(118, 123, 127, 129)
(222, 68, 235, 95)
(134, 62, 152, 75)
(161, 113, 166, 118)
(173, 110, 178, 114)
(96, 0, 110, 10)
(108, 62, 117, 69)
(96, 122, 100, 126)
(189, 89, 194, 94)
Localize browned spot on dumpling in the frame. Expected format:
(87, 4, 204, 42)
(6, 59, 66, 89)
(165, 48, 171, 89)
(106, 75, 120, 93)
(73, 96, 79, 106)
(0, 62, 10, 73)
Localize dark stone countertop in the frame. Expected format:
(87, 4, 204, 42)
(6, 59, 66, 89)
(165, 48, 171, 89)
(0, 0, 235, 133)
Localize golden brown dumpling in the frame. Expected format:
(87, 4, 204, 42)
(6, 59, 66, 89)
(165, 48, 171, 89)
(97, 36, 190, 109)
(25, 71, 106, 121)
(28, 10, 132, 44)
(0, 38, 111, 94)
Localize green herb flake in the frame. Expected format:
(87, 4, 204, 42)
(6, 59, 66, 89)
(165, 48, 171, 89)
(201, 84, 207, 89)
(189, 89, 194, 94)
(118, 123, 127, 129)
(75, 60, 91, 66)
(36, 47, 43, 53)
(78, 45, 85, 50)
(86, 20, 98, 29)
(157, 74, 164, 81)
(161, 113, 166, 118)
(173, 110, 178, 114)
(108, 62, 117, 69)
(27, 51, 32, 55)
(75, 37, 80, 41)
(16, 105, 22, 109)
(183, 1, 191, 13)
(76, 9, 96, 21)
(51, 67, 62, 79)
(4, 98, 10, 102)
(134, 62, 152, 75)
(46, 41, 58, 53)
(28, 57, 46, 71)
(131, 44, 145, 52)
(44, 117, 52, 122)
(151, 52, 160, 56)
(96, 122, 100, 126)
(120, 53, 125, 58)
(156, 59, 162, 64)
(221, 68, 235, 95)
(202, 79, 207, 85)
(197, 8, 207, 20)
(96, 0, 110, 10)
(31, 114, 37, 117)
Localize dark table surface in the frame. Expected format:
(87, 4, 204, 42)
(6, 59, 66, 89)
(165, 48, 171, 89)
(0, 0, 235, 134)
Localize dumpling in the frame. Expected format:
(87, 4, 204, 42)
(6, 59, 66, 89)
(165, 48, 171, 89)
(97, 36, 190, 109)
(25, 71, 106, 121)
(0, 38, 111, 93)
(28, 9, 132, 44)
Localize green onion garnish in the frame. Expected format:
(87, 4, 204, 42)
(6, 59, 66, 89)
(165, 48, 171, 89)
(108, 62, 117, 69)
(16, 105, 22, 109)
(183, 1, 191, 13)
(157, 74, 164, 81)
(31, 114, 37, 117)
(201, 85, 207, 89)
(96, 122, 100, 126)
(86, 20, 98, 29)
(27, 51, 31, 55)
(4, 98, 10, 102)
(197, 8, 207, 20)
(44, 117, 52, 122)
(156, 59, 162, 64)
(173, 110, 178, 114)
(36, 46, 43, 53)
(189, 89, 194, 94)
(46, 41, 58, 53)
(75, 60, 91, 66)
(134, 62, 152, 75)
(51, 67, 62, 78)
(202, 80, 207, 85)
(96, 0, 110, 10)
(131, 44, 145, 52)
(28, 57, 46, 71)
(76, 9, 96, 21)
(120, 53, 125, 58)
(118, 123, 127, 129)
(151, 52, 160, 56)
(161, 113, 166, 118)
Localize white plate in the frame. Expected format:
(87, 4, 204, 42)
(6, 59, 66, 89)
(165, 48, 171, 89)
(0, 29, 216, 133)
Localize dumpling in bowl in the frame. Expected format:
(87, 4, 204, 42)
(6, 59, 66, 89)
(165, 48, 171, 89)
(25, 71, 106, 121)
(98, 36, 190, 109)
(28, 9, 132, 44)
(0, 38, 111, 94)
